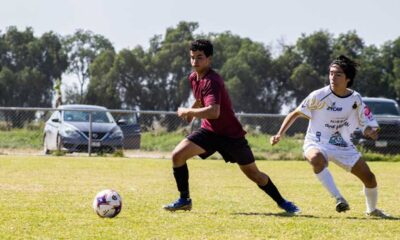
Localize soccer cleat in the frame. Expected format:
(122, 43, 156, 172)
(335, 197, 350, 213)
(278, 200, 301, 214)
(163, 198, 192, 212)
(366, 209, 391, 218)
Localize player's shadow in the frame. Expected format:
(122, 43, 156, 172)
(233, 212, 400, 221)
(345, 216, 400, 221)
(232, 212, 317, 218)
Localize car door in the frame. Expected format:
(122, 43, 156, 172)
(115, 113, 141, 149)
(45, 110, 62, 150)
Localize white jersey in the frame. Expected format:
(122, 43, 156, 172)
(296, 86, 378, 147)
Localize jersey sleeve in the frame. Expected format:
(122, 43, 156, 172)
(295, 93, 325, 119)
(357, 100, 379, 133)
(202, 79, 220, 106)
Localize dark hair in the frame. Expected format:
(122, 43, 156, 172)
(329, 55, 359, 87)
(190, 39, 213, 57)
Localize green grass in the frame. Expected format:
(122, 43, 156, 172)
(0, 128, 43, 149)
(1, 128, 400, 161)
(140, 131, 305, 160)
(0, 155, 399, 239)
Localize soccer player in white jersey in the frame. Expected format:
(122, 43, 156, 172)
(270, 55, 390, 218)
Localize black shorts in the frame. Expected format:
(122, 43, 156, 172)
(187, 128, 255, 165)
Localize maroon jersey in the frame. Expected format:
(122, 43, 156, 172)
(189, 69, 246, 138)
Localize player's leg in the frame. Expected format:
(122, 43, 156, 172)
(163, 138, 205, 211)
(350, 158, 390, 218)
(305, 147, 349, 212)
(239, 162, 300, 214)
(219, 136, 300, 213)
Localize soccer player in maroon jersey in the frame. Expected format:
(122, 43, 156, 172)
(163, 39, 300, 214)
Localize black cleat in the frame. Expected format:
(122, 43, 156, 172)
(335, 197, 350, 213)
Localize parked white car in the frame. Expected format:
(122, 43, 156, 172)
(43, 104, 124, 154)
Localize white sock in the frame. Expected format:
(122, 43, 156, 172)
(316, 168, 342, 199)
(364, 187, 378, 213)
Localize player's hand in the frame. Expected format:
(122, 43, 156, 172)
(184, 100, 202, 123)
(364, 127, 379, 140)
(270, 134, 281, 145)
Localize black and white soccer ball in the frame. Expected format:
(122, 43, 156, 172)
(92, 189, 122, 218)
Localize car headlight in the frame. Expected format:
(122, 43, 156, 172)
(109, 129, 123, 138)
(60, 126, 80, 138)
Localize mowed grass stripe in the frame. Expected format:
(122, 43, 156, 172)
(0, 156, 399, 239)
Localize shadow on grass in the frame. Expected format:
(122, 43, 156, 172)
(232, 212, 316, 218)
(345, 216, 400, 221)
(233, 212, 400, 221)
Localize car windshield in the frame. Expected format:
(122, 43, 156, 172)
(63, 110, 114, 123)
(365, 101, 400, 116)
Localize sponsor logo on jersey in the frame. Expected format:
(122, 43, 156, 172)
(363, 105, 374, 121)
(326, 102, 343, 111)
(328, 131, 348, 147)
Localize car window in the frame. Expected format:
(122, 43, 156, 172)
(115, 113, 138, 124)
(365, 101, 400, 116)
(63, 110, 114, 123)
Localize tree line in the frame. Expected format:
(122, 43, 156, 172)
(1, 22, 400, 114)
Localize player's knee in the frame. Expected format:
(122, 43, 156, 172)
(308, 153, 326, 171)
(365, 171, 377, 187)
(171, 151, 186, 166)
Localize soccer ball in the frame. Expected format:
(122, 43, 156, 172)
(92, 189, 122, 218)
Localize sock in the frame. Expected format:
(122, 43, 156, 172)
(173, 164, 190, 199)
(316, 168, 342, 199)
(364, 187, 378, 213)
(258, 178, 285, 205)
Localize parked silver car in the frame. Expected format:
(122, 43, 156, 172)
(43, 104, 124, 154)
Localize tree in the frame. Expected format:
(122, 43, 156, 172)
(218, 36, 273, 112)
(354, 45, 391, 98)
(86, 50, 121, 108)
(296, 31, 333, 76)
(332, 31, 365, 60)
(0, 27, 66, 107)
(63, 29, 114, 103)
(381, 37, 400, 100)
(0, 27, 67, 127)
(147, 21, 197, 111)
(268, 45, 303, 112)
(290, 63, 325, 106)
(111, 47, 148, 109)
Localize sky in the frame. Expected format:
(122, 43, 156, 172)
(1, 0, 399, 98)
(1, 0, 399, 51)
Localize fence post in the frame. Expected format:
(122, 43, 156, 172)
(88, 112, 92, 156)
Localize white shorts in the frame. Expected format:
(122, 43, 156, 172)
(303, 141, 361, 172)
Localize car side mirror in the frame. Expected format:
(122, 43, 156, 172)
(52, 118, 60, 123)
(117, 119, 127, 126)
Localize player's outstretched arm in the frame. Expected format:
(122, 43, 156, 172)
(270, 111, 302, 145)
(177, 104, 220, 122)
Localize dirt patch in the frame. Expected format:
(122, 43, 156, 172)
(0, 148, 172, 159)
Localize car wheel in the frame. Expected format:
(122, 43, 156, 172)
(43, 135, 50, 155)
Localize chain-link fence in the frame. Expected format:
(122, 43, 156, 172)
(0, 107, 399, 157)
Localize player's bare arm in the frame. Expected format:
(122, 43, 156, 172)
(177, 104, 220, 120)
(182, 99, 203, 123)
(270, 111, 303, 145)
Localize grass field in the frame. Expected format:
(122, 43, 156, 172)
(0, 155, 399, 239)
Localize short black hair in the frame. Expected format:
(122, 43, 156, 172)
(329, 55, 359, 87)
(190, 39, 213, 57)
